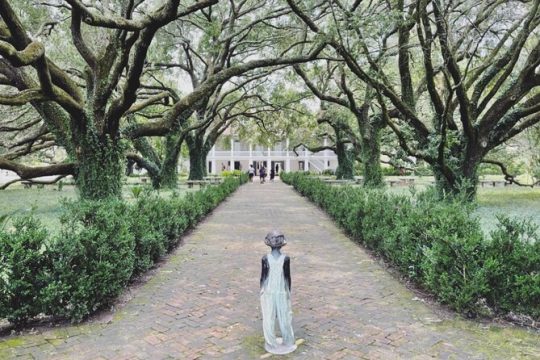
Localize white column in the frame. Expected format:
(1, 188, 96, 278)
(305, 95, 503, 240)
(285, 138, 291, 172)
(304, 146, 309, 171)
(323, 136, 329, 170)
(267, 146, 272, 170)
(210, 145, 216, 174)
(249, 143, 253, 168)
(230, 138, 234, 170)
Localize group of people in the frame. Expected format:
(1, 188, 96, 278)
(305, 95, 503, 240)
(248, 164, 278, 184)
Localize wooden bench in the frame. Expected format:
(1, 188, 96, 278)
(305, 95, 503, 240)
(203, 176, 223, 184)
(479, 180, 511, 187)
(186, 180, 209, 188)
(385, 178, 415, 187)
(323, 179, 355, 185)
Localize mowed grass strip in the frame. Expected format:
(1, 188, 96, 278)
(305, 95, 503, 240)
(2, 177, 539, 236)
(0, 183, 196, 230)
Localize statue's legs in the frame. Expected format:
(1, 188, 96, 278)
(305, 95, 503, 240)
(261, 293, 277, 348)
(262, 291, 297, 355)
(276, 294, 295, 347)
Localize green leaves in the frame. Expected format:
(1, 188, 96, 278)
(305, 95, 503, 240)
(485, 216, 540, 317)
(0, 215, 50, 325)
(282, 172, 540, 319)
(0, 176, 247, 325)
(47, 199, 135, 322)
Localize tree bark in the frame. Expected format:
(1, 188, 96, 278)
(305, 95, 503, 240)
(433, 143, 481, 201)
(159, 134, 183, 188)
(334, 128, 354, 180)
(186, 134, 209, 180)
(75, 131, 123, 200)
(358, 116, 384, 188)
(361, 136, 383, 187)
(187, 149, 208, 180)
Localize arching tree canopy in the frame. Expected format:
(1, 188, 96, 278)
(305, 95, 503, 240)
(286, 0, 540, 197)
(1, 0, 539, 198)
(0, 0, 325, 197)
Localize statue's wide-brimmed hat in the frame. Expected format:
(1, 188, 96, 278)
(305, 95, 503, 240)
(264, 230, 287, 248)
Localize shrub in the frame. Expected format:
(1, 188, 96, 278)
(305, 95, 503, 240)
(484, 216, 540, 317)
(0, 215, 51, 325)
(0, 174, 246, 325)
(144, 195, 189, 250)
(418, 203, 488, 313)
(321, 169, 335, 176)
(44, 199, 135, 322)
(131, 185, 143, 199)
(221, 169, 243, 177)
(129, 196, 167, 275)
(282, 172, 539, 319)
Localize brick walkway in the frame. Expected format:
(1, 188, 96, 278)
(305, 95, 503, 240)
(1, 180, 539, 359)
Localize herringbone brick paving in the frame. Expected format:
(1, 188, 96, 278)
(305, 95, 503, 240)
(0, 179, 538, 359)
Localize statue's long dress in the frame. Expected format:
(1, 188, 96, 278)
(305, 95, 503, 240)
(260, 253, 296, 354)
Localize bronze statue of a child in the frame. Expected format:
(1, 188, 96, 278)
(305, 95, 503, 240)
(260, 230, 296, 355)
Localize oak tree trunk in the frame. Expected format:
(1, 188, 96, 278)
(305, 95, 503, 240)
(359, 120, 384, 188)
(75, 131, 123, 200)
(186, 134, 209, 180)
(159, 134, 183, 188)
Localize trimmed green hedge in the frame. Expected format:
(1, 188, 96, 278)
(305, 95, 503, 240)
(281, 172, 539, 319)
(0, 175, 247, 324)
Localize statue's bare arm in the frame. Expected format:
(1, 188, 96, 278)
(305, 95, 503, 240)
(284, 256, 291, 292)
(260, 255, 269, 289)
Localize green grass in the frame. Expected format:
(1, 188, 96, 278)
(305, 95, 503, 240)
(2, 177, 538, 237)
(476, 187, 540, 235)
(0, 181, 196, 231)
(354, 177, 540, 236)
(0, 186, 77, 229)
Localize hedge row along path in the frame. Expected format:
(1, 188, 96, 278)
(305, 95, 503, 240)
(1, 179, 539, 359)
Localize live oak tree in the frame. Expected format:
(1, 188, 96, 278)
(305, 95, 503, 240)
(0, 0, 218, 199)
(312, 106, 358, 180)
(234, 81, 318, 166)
(125, 0, 327, 183)
(0, 103, 71, 189)
(183, 77, 297, 180)
(525, 124, 540, 184)
(0, 0, 325, 196)
(287, 0, 540, 198)
(125, 86, 194, 189)
(4, 0, 534, 199)
(294, 62, 387, 185)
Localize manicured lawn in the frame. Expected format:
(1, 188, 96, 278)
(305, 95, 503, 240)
(0, 186, 77, 229)
(362, 176, 540, 236)
(0, 181, 196, 230)
(476, 187, 540, 234)
(2, 176, 538, 237)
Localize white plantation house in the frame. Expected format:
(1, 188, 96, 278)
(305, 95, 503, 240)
(206, 138, 339, 175)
